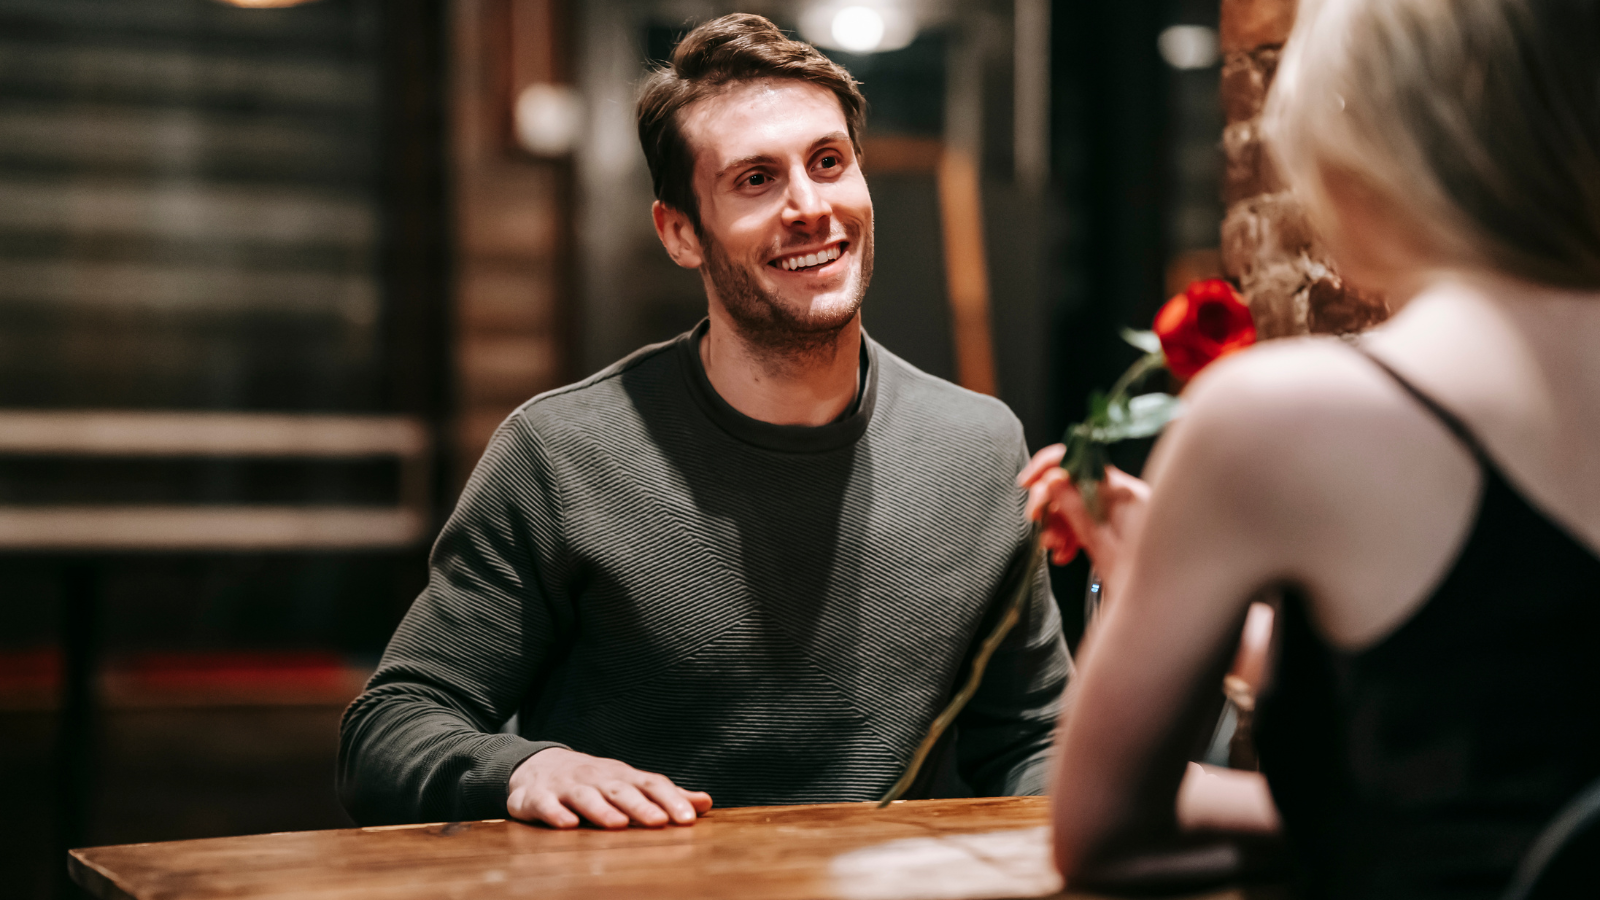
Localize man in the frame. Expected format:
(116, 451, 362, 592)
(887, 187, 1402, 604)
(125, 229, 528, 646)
(339, 13, 1070, 829)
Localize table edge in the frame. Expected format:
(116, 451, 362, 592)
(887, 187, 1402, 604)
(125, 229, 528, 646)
(69, 848, 136, 900)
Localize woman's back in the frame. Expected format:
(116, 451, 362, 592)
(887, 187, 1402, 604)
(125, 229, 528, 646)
(1264, 279, 1600, 650)
(1045, 0, 1600, 891)
(1253, 322, 1600, 899)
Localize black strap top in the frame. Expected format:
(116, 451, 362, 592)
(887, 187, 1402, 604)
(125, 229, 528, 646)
(1253, 346, 1600, 900)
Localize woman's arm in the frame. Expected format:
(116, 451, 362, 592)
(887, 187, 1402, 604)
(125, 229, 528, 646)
(1176, 763, 1281, 834)
(1025, 335, 1487, 880)
(1027, 355, 1310, 876)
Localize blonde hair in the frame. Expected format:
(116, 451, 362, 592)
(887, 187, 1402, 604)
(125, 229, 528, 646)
(1265, 0, 1600, 288)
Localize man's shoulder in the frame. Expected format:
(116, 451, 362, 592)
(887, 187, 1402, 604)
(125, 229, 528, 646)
(871, 339, 1024, 451)
(504, 335, 683, 436)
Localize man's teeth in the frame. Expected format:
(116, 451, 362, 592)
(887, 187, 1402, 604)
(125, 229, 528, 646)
(779, 245, 842, 271)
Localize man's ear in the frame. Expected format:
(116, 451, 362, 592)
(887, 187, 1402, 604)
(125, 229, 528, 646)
(652, 200, 704, 269)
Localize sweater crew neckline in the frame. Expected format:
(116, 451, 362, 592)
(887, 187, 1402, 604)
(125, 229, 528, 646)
(676, 318, 878, 454)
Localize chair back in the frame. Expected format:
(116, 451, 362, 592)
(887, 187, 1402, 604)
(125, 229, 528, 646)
(1502, 775, 1600, 900)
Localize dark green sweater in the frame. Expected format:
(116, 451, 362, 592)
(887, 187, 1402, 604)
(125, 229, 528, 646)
(339, 323, 1071, 824)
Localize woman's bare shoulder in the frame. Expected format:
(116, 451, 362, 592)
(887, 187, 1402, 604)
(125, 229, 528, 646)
(1158, 336, 1416, 480)
(1149, 335, 1476, 544)
(1153, 334, 1482, 643)
(1186, 336, 1389, 420)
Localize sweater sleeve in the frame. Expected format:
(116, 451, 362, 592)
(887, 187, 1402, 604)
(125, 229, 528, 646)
(338, 414, 572, 825)
(952, 439, 1074, 797)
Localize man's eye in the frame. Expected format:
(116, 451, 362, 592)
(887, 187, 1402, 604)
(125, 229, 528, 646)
(747, 173, 768, 186)
(819, 155, 839, 169)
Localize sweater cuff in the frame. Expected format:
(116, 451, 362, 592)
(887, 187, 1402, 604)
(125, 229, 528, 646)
(1003, 753, 1052, 797)
(459, 737, 570, 820)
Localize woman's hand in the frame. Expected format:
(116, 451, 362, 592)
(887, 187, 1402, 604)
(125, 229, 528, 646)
(1175, 762, 1281, 835)
(1019, 445, 1152, 590)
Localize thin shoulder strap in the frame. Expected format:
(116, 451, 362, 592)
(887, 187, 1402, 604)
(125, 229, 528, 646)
(1343, 336, 1494, 465)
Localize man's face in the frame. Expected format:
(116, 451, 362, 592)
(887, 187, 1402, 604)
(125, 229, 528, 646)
(676, 79, 873, 346)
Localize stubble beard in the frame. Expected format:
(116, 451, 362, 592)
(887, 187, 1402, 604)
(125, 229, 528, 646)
(700, 221, 875, 369)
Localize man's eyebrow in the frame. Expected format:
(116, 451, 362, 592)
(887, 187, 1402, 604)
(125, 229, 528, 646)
(716, 153, 777, 179)
(810, 131, 851, 151)
(714, 132, 853, 180)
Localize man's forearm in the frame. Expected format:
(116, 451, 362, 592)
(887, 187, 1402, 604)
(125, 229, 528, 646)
(955, 551, 1072, 797)
(996, 735, 1055, 796)
(338, 681, 565, 825)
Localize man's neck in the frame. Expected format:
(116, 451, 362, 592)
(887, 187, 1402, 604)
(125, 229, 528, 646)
(699, 307, 862, 427)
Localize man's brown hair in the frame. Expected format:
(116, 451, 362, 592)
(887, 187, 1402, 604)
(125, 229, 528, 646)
(636, 13, 867, 232)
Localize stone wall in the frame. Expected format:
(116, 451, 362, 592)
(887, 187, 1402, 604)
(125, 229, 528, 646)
(1218, 0, 1389, 337)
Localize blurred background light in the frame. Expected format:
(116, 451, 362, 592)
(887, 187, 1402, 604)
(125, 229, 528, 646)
(211, 0, 325, 8)
(515, 83, 583, 157)
(832, 6, 886, 53)
(799, 1, 917, 55)
(1158, 25, 1220, 70)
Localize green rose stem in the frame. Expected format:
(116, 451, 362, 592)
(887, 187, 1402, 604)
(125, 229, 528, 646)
(1062, 334, 1175, 520)
(1106, 348, 1167, 408)
(877, 528, 1048, 807)
(877, 333, 1178, 808)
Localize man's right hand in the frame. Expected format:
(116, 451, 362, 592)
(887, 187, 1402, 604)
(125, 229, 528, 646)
(506, 747, 712, 829)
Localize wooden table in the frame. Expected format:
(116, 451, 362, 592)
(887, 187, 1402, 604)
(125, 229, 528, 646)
(68, 797, 1251, 900)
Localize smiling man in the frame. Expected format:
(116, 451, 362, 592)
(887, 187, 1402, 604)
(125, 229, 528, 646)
(339, 13, 1070, 830)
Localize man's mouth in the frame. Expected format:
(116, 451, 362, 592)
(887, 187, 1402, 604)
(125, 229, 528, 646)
(768, 241, 848, 273)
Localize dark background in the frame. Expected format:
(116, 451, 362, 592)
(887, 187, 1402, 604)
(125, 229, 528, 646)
(0, 1, 1223, 896)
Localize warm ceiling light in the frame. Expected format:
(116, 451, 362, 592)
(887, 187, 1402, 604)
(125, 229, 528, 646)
(831, 6, 886, 53)
(799, 2, 917, 55)
(212, 0, 325, 8)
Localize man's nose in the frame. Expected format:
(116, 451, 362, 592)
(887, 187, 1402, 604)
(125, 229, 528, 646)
(782, 169, 830, 227)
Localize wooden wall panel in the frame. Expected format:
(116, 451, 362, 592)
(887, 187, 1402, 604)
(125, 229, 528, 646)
(448, 0, 572, 485)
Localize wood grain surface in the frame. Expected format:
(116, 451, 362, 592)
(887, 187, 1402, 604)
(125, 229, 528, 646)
(68, 797, 1257, 900)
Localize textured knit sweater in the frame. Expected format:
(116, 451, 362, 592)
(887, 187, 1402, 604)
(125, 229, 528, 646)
(338, 322, 1071, 825)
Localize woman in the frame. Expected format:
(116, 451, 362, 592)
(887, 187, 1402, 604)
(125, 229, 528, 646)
(1024, 0, 1600, 896)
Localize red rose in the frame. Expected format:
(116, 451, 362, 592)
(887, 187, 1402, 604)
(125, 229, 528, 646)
(1153, 279, 1256, 380)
